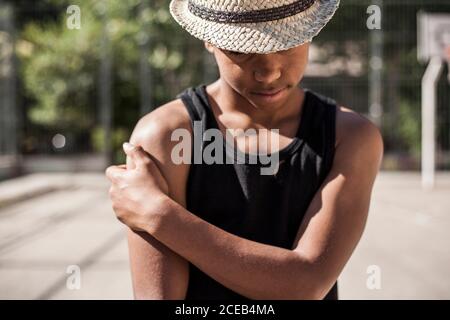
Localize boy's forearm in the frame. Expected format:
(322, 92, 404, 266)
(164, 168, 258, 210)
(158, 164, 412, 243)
(127, 229, 189, 300)
(149, 196, 320, 300)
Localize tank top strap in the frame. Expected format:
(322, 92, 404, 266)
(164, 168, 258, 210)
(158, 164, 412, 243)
(176, 85, 219, 135)
(302, 89, 337, 179)
(177, 86, 205, 123)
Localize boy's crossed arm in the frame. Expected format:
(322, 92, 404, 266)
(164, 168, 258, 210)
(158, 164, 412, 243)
(123, 101, 191, 300)
(107, 104, 383, 300)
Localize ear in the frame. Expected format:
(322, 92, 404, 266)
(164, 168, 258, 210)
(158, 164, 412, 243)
(204, 41, 214, 54)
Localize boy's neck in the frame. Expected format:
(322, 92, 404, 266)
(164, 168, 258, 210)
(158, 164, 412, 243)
(206, 79, 305, 129)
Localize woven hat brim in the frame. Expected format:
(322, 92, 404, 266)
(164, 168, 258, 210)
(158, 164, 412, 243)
(169, 0, 340, 54)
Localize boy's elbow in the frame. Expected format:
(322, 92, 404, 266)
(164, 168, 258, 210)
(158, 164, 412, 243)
(289, 261, 335, 300)
(289, 284, 323, 300)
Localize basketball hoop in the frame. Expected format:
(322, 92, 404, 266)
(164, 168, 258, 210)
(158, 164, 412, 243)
(417, 12, 450, 189)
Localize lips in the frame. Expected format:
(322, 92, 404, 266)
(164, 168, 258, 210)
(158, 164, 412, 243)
(252, 87, 286, 96)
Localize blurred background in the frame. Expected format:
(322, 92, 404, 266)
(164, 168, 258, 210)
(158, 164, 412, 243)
(0, 0, 449, 299)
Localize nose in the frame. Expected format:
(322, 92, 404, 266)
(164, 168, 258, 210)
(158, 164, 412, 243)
(254, 69, 281, 83)
(253, 54, 282, 83)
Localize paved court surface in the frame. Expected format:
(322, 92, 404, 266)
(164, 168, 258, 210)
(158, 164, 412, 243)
(0, 171, 449, 299)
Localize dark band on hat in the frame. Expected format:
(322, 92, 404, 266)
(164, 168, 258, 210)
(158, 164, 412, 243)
(187, 0, 316, 24)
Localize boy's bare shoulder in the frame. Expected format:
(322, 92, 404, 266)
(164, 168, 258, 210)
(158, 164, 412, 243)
(129, 98, 192, 151)
(129, 99, 192, 205)
(335, 105, 382, 148)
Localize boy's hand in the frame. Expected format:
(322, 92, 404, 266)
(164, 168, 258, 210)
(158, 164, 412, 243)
(105, 143, 169, 233)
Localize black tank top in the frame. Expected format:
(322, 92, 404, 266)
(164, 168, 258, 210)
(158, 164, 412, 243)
(176, 84, 338, 300)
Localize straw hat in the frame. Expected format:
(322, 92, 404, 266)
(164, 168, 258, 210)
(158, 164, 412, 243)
(169, 0, 340, 54)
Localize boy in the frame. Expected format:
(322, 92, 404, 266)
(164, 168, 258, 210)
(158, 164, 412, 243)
(106, 0, 384, 300)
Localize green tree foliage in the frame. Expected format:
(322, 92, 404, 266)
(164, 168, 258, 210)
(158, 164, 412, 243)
(16, 0, 205, 158)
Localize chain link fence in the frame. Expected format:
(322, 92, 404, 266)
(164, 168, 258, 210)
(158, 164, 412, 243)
(0, 0, 449, 179)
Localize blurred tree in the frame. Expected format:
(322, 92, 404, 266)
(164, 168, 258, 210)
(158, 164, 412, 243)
(15, 0, 205, 162)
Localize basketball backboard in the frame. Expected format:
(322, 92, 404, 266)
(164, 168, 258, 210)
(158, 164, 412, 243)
(418, 12, 450, 63)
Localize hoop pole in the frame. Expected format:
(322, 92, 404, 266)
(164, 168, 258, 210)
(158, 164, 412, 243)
(421, 56, 443, 190)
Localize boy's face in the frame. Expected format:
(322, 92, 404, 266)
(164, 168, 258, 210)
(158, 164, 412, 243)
(204, 41, 310, 108)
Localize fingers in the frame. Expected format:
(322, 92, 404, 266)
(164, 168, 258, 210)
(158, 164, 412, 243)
(106, 142, 155, 182)
(126, 154, 136, 170)
(122, 142, 152, 169)
(105, 165, 126, 182)
(124, 143, 137, 170)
